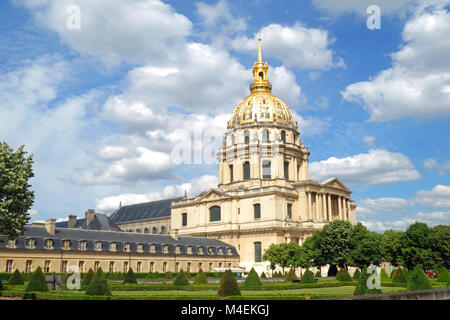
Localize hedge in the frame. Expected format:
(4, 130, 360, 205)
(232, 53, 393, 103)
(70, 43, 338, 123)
(25, 267, 48, 292)
(301, 270, 316, 284)
(336, 268, 352, 282)
(124, 268, 137, 284)
(173, 269, 190, 286)
(218, 270, 240, 297)
(284, 268, 297, 282)
(407, 266, 432, 291)
(437, 268, 449, 283)
(352, 269, 361, 280)
(243, 268, 262, 290)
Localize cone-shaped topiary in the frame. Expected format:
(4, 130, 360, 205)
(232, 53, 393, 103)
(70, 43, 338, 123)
(407, 266, 432, 291)
(194, 269, 208, 285)
(85, 268, 111, 296)
(403, 267, 410, 281)
(217, 269, 240, 297)
(82, 268, 95, 287)
(301, 269, 316, 284)
(336, 268, 352, 282)
(437, 268, 449, 283)
(260, 272, 267, 279)
(380, 268, 390, 282)
(353, 269, 361, 281)
(124, 268, 137, 284)
(243, 268, 262, 290)
(284, 268, 298, 282)
(392, 267, 408, 284)
(353, 266, 382, 296)
(25, 267, 48, 292)
(8, 269, 24, 285)
(173, 269, 190, 286)
(165, 271, 174, 280)
(315, 270, 321, 277)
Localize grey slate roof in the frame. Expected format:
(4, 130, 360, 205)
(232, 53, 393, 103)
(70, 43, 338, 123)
(110, 197, 184, 224)
(0, 226, 238, 257)
(55, 213, 118, 230)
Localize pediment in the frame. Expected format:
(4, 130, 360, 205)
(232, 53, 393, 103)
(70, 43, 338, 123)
(322, 177, 350, 191)
(195, 188, 230, 202)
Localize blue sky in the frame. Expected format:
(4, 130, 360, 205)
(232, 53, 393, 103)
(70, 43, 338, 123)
(0, 0, 449, 231)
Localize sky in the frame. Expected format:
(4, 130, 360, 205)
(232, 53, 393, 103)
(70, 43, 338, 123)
(0, 0, 449, 232)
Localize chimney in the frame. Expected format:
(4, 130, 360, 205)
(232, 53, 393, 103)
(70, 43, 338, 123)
(32, 221, 45, 227)
(44, 219, 56, 235)
(85, 209, 95, 226)
(68, 215, 77, 228)
(172, 229, 179, 241)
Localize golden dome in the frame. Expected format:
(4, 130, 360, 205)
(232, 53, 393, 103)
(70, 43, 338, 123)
(228, 33, 296, 129)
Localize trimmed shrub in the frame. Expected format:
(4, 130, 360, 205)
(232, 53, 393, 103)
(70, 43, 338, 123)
(315, 270, 321, 277)
(260, 272, 267, 279)
(392, 268, 408, 284)
(124, 268, 137, 284)
(218, 270, 240, 297)
(284, 268, 297, 282)
(165, 271, 174, 280)
(403, 267, 410, 281)
(407, 266, 432, 291)
(8, 270, 24, 285)
(86, 269, 111, 296)
(380, 268, 390, 282)
(173, 269, 190, 286)
(353, 269, 361, 280)
(25, 267, 49, 292)
(336, 268, 352, 282)
(243, 268, 262, 290)
(82, 268, 95, 287)
(437, 268, 449, 283)
(301, 270, 316, 284)
(194, 269, 208, 285)
(353, 266, 382, 296)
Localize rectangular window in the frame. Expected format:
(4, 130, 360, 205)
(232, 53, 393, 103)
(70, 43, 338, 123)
(187, 262, 191, 273)
(6, 260, 13, 273)
(175, 246, 181, 254)
(95, 242, 102, 251)
(123, 243, 130, 252)
(163, 245, 168, 254)
(109, 261, 115, 273)
(149, 262, 154, 273)
(163, 262, 167, 273)
(137, 262, 142, 273)
(175, 262, 179, 272)
(243, 162, 250, 180)
(209, 263, 213, 272)
(284, 161, 289, 180)
(137, 244, 143, 253)
(182, 213, 187, 227)
(187, 246, 192, 254)
(8, 240, 16, 248)
(44, 260, 51, 273)
(61, 260, 68, 273)
(262, 161, 271, 179)
(254, 203, 261, 219)
(79, 241, 86, 251)
(110, 243, 116, 252)
(45, 239, 53, 249)
(219, 263, 222, 268)
(63, 240, 70, 250)
(150, 245, 156, 253)
(123, 261, 128, 273)
(26, 239, 35, 249)
(254, 242, 262, 263)
(25, 260, 33, 273)
(94, 261, 100, 272)
(287, 203, 292, 219)
(209, 206, 221, 222)
(198, 262, 203, 271)
(229, 165, 233, 182)
(78, 261, 84, 273)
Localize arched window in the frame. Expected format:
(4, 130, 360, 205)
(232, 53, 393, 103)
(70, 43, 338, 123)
(263, 160, 271, 179)
(152, 227, 158, 234)
(254, 204, 261, 219)
(144, 228, 149, 233)
(262, 129, 269, 142)
(136, 229, 141, 233)
(161, 226, 166, 233)
(243, 161, 250, 180)
(284, 161, 289, 180)
(182, 213, 187, 226)
(210, 206, 221, 222)
(244, 130, 250, 144)
(281, 130, 286, 143)
(259, 72, 264, 80)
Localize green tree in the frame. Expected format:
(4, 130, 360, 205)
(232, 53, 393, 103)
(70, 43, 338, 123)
(173, 269, 190, 286)
(429, 225, 450, 269)
(8, 269, 24, 285)
(193, 269, 208, 284)
(243, 268, 262, 290)
(336, 268, 352, 282)
(348, 224, 382, 269)
(165, 271, 174, 280)
(301, 269, 316, 284)
(85, 268, 111, 296)
(0, 142, 35, 239)
(123, 268, 137, 284)
(437, 267, 449, 283)
(392, 268, 408, 284)
(260, 272, 267, 279)
(25, 267, 48, 292)
(82, 268, 94, 287)
(380, 268, 390, 282)
(380, 229, 404, 266)
(401, 222, 434, 270)
(407, 266, 432, 291)
(352, 268, 361, 280)
(317, 220, 354, 269)
(217, 270, 240, 297)
(262, 243, 282, 275)
(263, 242, 301, 275)
(353, 266, 382, 296)
(298, 231, 325, 269)
(284, 268, 297, 282)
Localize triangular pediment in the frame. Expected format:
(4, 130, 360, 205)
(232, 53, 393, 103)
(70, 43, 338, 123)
(322, 177, 350, 191)
(195, 188, 230, 202)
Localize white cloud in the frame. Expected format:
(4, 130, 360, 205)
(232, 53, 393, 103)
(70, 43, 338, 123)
(356, 197, 414, 217)
(309, 149, 421, 185)
(96, 175, 218, 211)
(311, 0, 417, 16)
(414, 185, 450, 209)
(363, 135, 376, 147)
(424, 158, 450, 175)
(342, 6, 450, 121)
(17, 0, 192, 66)
(231, 23, 344, 70)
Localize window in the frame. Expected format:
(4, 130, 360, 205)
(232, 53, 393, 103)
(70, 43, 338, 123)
(95, 242, 102, 251)
(149, 262, 154, 273)
(110, 242, 117, 252)
(262, 129, 269, 142)
(161, 226, 166, 233)
(287, 203, 292, 219)
(150, 244, 156, 253)
(25, 260, 33, 273)
(44, 260, 51, 273)
(163, 245, 169, 254)
(109, 261, 115, 273)
(8, 239, 16, 248)
(243, 161, 250, 180)
(175, 246, 181, 254)
(123, 243, 130, 252)
(244, 131, 250, 144)
(262, 161, 271, 179)
(137, 244, 143, 253)
(219, 263, 222, 268)
(163, 262, 167, 273)
(123, 261, 128, 273)
(136, 229, 141, 233)
(254, 242, 262, 263)
(6, 260, 13, 273)
(209, 263, 213, 272)
(209, 206, 221, 222)
(152, 227, 158, 234)
(144, 228, 149, 233)
(208, 247, 213, 254)
(284, 161, 289, 180)
(175, 262, 179, 272)
(259, 71, 264, 80)
(63, 240, 70, 250)
(94, 261, 100, 272)
(281, 130, 286, 143)
(218, 248, 224, 255)
(227, 248, 232, 256)
(79, 241, 86, 251)
(137, 261, 142, 273)
(198, 247, 204, 255)
(229, 165, 233, 183)
(61, 260, 68, 273)
(26, 239, 35, 249)
(187, 262, 191, 273)
(78, 261, 84, 273)
(198, 262, 203, 271)
(187, 246, 193, 255)
(182, 213, 187, 227)
(45, 239, 53, 249)
(254, 203, 261, 219)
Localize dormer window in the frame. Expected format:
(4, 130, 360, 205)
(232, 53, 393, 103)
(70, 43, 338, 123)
(110, 242, 117, 252)
(187, 246, 193, 255)
(175, 246, 181, 254)
(79, 241, 87, 251)
(218, 248, 224, 255)
(26, 238, 35, 249)
(227, 248, 232, 255)
(8, 239, 16, 248)
(150, 244, 156, 253)
(162, 245, 169, 254)
(198, 247, 204, 255)
(63, 240, 70, 250)
(45, 239, 53, 249)
(123, 243, 130, 252)
(95, 242, 102, 251)
(208, 247, 213, 254)
(137, 244, 143, 253)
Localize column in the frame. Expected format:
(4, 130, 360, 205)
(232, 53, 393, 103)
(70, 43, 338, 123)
(346, 199, 350, 221)
(307, 192, 312, 221)
(322, 194, 327, 222)
(327, 194, 332, 221)
(338, 196, 343, 220)
(314, 193, 319, 221)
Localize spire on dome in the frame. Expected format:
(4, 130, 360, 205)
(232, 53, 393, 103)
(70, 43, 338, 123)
(250, 31, 272, 93)
(257, 30, 263, 63)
